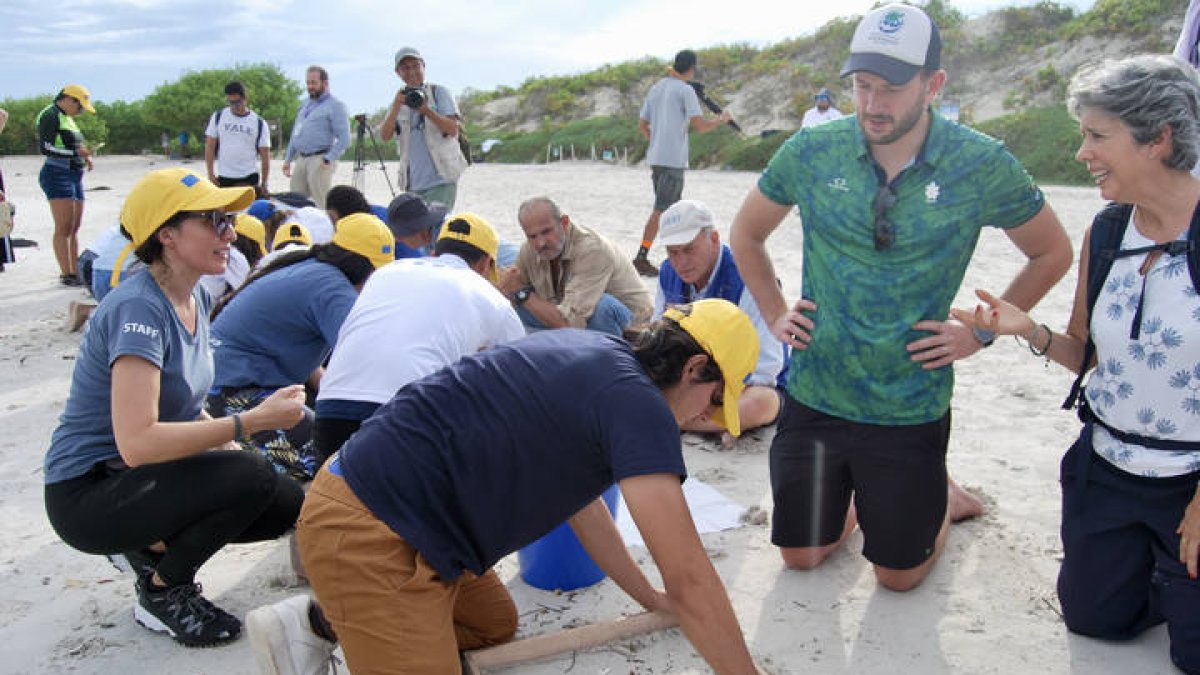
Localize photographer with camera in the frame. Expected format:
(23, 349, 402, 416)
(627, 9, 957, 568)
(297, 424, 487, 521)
(381, 47, 466, 209)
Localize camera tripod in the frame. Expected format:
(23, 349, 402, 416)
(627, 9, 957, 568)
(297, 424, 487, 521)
(351, 113, 396, 198)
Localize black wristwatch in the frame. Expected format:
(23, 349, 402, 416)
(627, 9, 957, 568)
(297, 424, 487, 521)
(972, 326, 996, 348)
(513, 285, 534, 306)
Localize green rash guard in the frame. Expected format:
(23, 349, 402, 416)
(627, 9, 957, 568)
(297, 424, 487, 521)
(38, 103, 85, 170)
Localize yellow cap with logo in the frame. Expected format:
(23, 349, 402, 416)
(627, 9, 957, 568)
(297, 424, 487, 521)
(663, 298, 759, 437)
(436, 212, 500, 281)
(333, 213, 395, 269)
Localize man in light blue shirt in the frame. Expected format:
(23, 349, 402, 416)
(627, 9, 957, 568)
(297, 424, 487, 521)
(283, 66, 351, 208)
(633, 49, 729, 277)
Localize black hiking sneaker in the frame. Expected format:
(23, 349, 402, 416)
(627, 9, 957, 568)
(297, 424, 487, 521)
(134, 578, 242, 647)
(633, 255, 659, 277)
(106, 548, 163, 578)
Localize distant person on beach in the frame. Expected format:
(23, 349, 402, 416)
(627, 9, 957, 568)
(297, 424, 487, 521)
(244, 298, 766, 675)
(282, 66, 351, 209)
(38, 84, 96, 286)
(953, 54, 1200, 675)
(633, 49, 731, 277)
(43, 168, 306, 648)
(0, 107, 15, 273)
(381, 47, 466, 209)
(653, 199, 785, 444)
(801, 88, 844, 128)
(204, 81, 271, 193)
(497, 196, 652, 336)
(730, 3, 1073, 592)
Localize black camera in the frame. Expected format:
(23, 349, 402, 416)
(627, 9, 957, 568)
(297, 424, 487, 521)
(403, 87, 427, 109)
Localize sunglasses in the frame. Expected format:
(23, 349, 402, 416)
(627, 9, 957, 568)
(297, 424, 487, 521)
(226, 97, 246, 107)
(872, 183, 898, 251)
(182, 210, 235, 237)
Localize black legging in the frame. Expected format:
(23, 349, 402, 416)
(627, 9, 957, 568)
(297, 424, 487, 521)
(45, 450, 304, 586)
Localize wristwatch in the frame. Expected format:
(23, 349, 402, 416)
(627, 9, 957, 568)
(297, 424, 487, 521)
(972, 326, 996, 348)
(513, 285, 534, 306)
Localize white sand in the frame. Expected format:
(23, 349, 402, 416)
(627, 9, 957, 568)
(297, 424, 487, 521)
(0, 155, 1178, 674)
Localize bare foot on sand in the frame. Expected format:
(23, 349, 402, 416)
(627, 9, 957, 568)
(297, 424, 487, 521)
(949, 478, 985, 522)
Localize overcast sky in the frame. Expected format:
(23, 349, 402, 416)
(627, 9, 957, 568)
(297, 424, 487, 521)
(2, 0, 1096, 115)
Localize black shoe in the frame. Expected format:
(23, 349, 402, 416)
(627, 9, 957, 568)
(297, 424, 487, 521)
(60, 274, 83, 287)
(632, 256, 659, 277)
(134, 579, 242, 647)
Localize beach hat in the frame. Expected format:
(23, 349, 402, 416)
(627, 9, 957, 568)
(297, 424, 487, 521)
(273, 222, 312, 250)
(112, 168, 254, 286)
(246, 199, 276, 222)
(841, 3, 942, 85)
(663, 299, 758, 437)
(436, 212, 499, 281)
(395, 46, 423, 67)
(60, 84, 96, 113)
(658, 199, 716, 247)
(386, 192, 448, 237)
(234, 214, 267, 257)
(333, 213, 394, 269)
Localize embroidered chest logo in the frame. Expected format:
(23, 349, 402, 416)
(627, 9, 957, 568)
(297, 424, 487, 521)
(924, 182, 940, 204)
(827, 177, 849, 193)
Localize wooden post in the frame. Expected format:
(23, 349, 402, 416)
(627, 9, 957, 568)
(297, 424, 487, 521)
(462, 611, 677, 674)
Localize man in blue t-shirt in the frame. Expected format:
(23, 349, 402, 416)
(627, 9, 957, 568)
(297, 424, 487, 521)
(730, 4, 1073, 592)
(244, 300, 769, 674)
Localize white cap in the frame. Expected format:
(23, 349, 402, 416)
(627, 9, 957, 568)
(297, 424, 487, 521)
(659, 200, 716, 247)
(840, 4, 941, 85)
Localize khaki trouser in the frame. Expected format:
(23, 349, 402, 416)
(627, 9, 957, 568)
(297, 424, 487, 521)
(290, 155, 335, 208)
(298, 466, 517, 674)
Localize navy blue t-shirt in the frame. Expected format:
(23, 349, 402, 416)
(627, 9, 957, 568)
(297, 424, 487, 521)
(339, 330, 686, 580)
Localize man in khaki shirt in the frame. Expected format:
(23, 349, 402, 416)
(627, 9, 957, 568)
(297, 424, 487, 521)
(498, 197, 652, 335)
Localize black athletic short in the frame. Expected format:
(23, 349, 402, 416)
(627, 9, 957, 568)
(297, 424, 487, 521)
(217, 173, 260, 188)
(650, 166, 684, 212)
(769, 394, 950, 570)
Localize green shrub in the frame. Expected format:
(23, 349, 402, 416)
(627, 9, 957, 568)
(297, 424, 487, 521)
(975, 105, 1091, 185)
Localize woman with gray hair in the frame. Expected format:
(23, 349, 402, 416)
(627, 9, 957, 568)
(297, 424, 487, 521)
(952, 54, 1200, 674)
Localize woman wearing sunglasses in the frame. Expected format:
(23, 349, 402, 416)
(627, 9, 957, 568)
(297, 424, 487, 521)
(43, 169, 308, 647)
(206, 211, 394, 482)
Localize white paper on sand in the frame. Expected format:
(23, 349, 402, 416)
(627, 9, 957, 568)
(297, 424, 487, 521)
(614, 478, 744, 547)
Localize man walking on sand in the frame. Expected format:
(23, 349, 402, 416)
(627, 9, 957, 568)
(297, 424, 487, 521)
(282, 66, 351, 209)
(633, 49, 730, 277)
(730, 3, 1073, 592)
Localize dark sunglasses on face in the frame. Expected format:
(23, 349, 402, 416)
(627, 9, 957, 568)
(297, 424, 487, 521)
(872, 183, 898, 251)
(226, 97, 245, 107)
(182, 210, 235, 237)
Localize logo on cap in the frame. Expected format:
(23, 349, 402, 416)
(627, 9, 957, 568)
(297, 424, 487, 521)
(880, 9, 905, 34)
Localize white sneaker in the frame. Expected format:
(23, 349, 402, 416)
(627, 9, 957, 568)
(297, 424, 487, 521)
(246, 595, 336, 675)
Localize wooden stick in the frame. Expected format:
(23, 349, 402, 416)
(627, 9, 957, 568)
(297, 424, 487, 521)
(462, 611, 677, 674)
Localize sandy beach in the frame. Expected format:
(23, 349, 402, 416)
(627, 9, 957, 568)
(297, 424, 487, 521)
(0, 154, 1179, 674)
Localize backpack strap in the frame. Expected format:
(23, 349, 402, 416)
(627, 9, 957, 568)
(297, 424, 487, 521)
(1062, 202, 1131, 410)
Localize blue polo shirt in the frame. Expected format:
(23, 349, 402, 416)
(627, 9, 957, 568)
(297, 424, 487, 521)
(211, 258, 356, 388)
(758, 111, 1044, 425)
(338, 330, 687, 581)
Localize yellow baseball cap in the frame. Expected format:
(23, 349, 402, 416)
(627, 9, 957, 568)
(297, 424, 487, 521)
(333, 212, 394, 269)
(663, 298, 759, 437)
(60, 84, 96, 113)
(272, 221, 312, 250)
(436, 212, 499, 281)
(234, 213, 267, 257)
(110, 169, 254, 288)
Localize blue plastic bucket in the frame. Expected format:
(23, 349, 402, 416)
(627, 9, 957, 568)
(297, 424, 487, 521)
(518, 485, 620, 591)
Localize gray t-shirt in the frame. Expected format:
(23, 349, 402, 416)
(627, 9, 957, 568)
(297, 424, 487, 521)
(44, 272, 214, 484)
(406, 84, 459, 191)
(640, 77, 702, 169)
